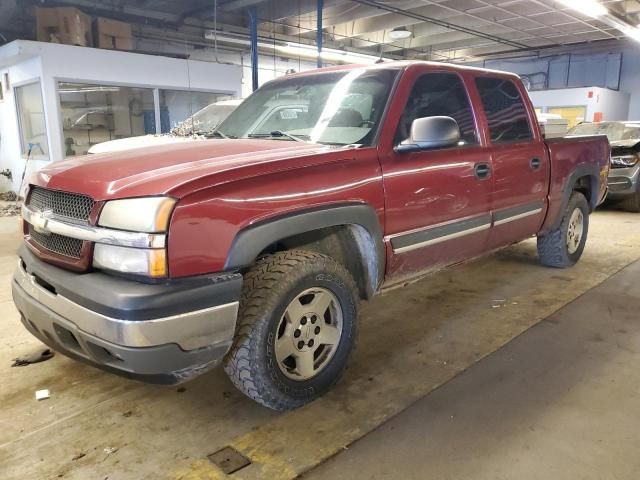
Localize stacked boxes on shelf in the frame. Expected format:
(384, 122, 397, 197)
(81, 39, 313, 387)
(94, 17, 134, 51)
(35, 7, 92, 47)
(35, 7, 134, 51)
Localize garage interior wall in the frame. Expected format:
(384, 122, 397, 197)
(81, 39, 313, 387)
(0, 41, 242, 192)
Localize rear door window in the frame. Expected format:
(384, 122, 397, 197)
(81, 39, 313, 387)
(475, 77, 532, 143)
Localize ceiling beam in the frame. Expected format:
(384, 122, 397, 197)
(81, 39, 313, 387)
(348, 0, 530, 50)
(280, 0, 425, 33)
(220, 0, 270, 11)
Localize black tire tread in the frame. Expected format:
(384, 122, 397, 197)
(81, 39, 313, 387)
(537, 191, 588, 268)
(223, 250, 358, 411)
(621, 193, 640, 212)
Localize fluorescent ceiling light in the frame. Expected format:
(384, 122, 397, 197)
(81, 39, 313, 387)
(618, 24, 640, 42)
(205, 32, 385, 64)
(388, 27, 412, 40)
(276, 42, 384, 64)
(554, 0, 607, 18)
(59, 86, 121, 93)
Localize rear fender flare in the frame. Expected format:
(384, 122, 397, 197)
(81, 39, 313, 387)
(548, 164, 600, 231)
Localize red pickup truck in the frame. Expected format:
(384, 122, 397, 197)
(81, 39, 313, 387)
(12, 62, 609, 410)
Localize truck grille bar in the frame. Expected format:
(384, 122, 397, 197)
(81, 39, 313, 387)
(27, 224, 84, 259)
(28, 186, 95, 223)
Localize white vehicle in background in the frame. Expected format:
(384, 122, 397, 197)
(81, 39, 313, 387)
(88, 99, 242, 154)
(536, 112, 570, 138)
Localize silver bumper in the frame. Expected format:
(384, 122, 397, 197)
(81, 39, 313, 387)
(13, 260, 239, 351)
(607, 164, 640, 197)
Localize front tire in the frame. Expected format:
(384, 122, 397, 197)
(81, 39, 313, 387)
(223, 250, 359, 411)
(537, 191, 589, 268)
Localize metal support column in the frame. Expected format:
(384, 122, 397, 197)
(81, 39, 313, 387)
(317, 0, 323, 68)
(249, 6, 259, 91)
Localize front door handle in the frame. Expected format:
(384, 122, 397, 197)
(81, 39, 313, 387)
(530, 157, 541, 170)
(475, 163, 491, 179)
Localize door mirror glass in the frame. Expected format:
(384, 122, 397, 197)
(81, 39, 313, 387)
(395, 116, 461, 153)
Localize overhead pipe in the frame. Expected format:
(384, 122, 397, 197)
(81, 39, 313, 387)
(317, 0, 324, 68)
(249, 6, 259, 91)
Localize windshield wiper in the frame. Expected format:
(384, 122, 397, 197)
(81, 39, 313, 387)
(248, 131, 309, 143)
(204, 129, 233, 139)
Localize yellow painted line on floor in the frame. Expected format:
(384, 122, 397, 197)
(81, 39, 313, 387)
(174, 229, 640, 480)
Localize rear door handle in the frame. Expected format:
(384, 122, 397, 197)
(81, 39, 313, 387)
(530, 157, 541, 170)
(474, 163, 491, 179)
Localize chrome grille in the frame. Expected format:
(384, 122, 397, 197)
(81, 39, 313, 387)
(28, 224, 83, 259)
(28, 187, 95, 223)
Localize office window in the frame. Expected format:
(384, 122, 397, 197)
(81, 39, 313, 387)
(15, 82, 49, 157)
(475, 77, 532, 143)
(395, 72, 478, 146)
(59, 82, 155, 157)
(158, 90, 232, 134)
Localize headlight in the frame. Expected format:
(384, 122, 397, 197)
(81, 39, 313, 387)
(95, 196, 175, 278)
(94, 244, 167, 278)
(611, 154, 639, 168)
(99, 197, 176, 232)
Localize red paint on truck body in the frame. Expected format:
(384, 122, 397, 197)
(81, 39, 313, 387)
(26, 61, 609, 285)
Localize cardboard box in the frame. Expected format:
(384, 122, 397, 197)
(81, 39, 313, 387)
(94, 17, 133, 50)
(35, 7, 92, 47)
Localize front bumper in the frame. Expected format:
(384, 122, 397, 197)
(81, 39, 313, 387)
(12, 246, 242, 384)
(607, 163, 640, 199)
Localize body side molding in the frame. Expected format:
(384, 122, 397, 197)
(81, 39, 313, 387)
(390, 214, 492, 254)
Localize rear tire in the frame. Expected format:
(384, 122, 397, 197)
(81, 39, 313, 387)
(537, 191, 589, 268)
(621, 192, 640, 212)
(223, 250, 359, 411)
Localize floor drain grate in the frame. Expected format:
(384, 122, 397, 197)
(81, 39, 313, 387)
(208, 446, 251, 475)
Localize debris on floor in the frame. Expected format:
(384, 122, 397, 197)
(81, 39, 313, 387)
(491, 299, 519, 309)
(0, 191, 18, 201)
(491, 299, 507, 308)
(103, 447, 119, 456)
(35, 389, 50, 401)
(0, 202, 21, 217)
(12, 348, 55, 367)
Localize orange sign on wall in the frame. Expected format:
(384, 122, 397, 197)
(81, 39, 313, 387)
(593, 112, 603, 122)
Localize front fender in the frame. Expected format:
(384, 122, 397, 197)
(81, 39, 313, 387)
(225, 203, 385, 294)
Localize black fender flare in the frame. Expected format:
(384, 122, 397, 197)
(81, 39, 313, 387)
(224, 203, 385, 295)
(548, 164, 600, 232)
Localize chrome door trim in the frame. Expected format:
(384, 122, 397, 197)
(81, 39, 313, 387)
(493, 201, 544, 227)
(389, 213, 492, 254)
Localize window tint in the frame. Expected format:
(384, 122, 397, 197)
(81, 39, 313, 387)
(395, 73, 478, 146)
(475, 77, 532, 143)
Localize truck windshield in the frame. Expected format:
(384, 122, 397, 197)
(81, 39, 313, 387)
(215, 68, 399, 146)
(567, 122, 640, 142)
(171, 103, 239, 136)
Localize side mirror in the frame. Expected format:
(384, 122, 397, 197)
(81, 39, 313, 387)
(395, 116, 461, 153)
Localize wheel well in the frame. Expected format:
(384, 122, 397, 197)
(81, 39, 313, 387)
(573, 175, 594, 210)
(257, 224, 380, 300)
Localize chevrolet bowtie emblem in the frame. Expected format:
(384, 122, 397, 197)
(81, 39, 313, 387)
(31, 209, 53, 236)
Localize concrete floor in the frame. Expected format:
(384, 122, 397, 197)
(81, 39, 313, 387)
(306, 259, 640, 480)
(0, 210, 639, 480)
